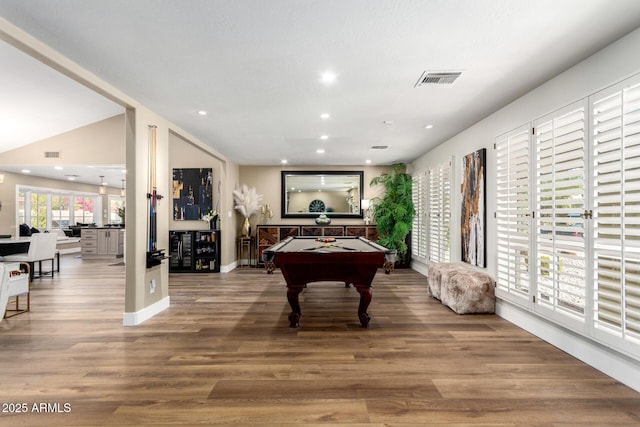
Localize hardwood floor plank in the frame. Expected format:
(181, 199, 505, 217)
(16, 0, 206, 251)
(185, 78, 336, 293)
(366, 398, 640, 425)
(209, 378, 442, 399)
(0, 255, 638, 425)
(109, 399, 371, 425)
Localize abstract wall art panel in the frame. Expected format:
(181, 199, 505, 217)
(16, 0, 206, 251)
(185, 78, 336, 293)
(461, 148, 486, 267)
(172, 168, 213, 220)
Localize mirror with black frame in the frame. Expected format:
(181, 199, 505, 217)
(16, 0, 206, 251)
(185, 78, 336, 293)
(281, 171, 364, 218)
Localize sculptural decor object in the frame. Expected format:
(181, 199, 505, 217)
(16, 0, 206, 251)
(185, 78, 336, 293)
(233, 184, 263, 237)
(315, 214, 331, 225)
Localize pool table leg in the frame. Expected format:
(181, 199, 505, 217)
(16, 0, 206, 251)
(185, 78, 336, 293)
(383, 261, 394, 274)
(286, 285, 304, 327)
(265, 261, 276, 274)
(354, 285, 372, 328)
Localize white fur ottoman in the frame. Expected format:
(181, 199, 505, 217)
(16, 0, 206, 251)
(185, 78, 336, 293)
(427, 262, 495, 314)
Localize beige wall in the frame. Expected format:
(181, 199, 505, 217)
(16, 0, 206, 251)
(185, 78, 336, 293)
(168, 132, 237, 267)
(0, 114, 124, 165)
(238, 165, 389, 228)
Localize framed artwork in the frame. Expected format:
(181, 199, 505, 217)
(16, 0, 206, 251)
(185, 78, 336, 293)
(172, 168, 213, 220)
(461, 148, 486, 267)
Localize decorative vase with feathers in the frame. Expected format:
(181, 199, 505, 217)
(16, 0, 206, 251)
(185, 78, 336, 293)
(233, 185, 262, 237)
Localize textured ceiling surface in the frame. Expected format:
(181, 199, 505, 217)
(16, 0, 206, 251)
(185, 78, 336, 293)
(1, 0, 640, 180)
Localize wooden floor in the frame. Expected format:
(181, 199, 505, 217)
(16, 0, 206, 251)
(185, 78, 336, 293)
(1, 255, 639, 426)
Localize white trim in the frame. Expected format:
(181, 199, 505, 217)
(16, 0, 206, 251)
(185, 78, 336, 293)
(122, 296, 170, 326)
(220, 261, 237, 273)
(411, 259, 428, 277)
(496, 298, 640, 393)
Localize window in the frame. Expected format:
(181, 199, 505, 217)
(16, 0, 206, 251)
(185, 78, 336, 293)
(495, 72, 640, 359)
(17, 191, 26, 225)
(74, 196, 95, 224)
(30, 192, 48, 229)
(428, 159, 452, 263)
(109, 197, 125, 225)
(52, 194, 71, 228)
(534, 102, 587, 321)
(592, 77, 640, 346)
(495, 125, 531, 302)
(18, 187, 100, 229)
(411, 171, 427, 259)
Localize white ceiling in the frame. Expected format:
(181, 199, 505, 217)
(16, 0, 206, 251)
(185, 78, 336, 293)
(0, 39, 124, 186)
(1, 0, 640, 186)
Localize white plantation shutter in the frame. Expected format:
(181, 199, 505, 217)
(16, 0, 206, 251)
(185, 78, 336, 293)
(592, 78, 640, 345)
(441, 160, 451, 262)
(411, 171, 427, 259)
(428, 160, 451, 262)
(492, 72, 640, 360)
(495, 125, 531, 300)
(534, 102, 587, 321)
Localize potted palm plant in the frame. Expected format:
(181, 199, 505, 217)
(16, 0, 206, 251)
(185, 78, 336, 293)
(370, 163, 415, 267)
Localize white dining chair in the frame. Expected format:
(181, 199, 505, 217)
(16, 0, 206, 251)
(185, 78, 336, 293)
(0, 262, 30, 318)
(1, 233, 58, 280)
(0, 263, 9, 319)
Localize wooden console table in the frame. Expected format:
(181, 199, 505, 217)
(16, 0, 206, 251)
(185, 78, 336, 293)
(255, 224, 379, 266)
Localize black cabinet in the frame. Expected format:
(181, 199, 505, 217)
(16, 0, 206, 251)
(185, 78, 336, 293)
(169, 230, 221, 273)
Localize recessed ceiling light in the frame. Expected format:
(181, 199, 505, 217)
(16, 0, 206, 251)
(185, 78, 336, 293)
(320, 113, 330, 119)
(281, 159, 288, 164)
(21, 169, 30, 174)
(54, 165, 63, 170)
(320, 135, 329, 140)
(316, 149, 325, 154)
(424, 124, 433, 129)
(365, 159, 372, 164)
(197, 110, 208, 116)
(320, 71, 336, 84)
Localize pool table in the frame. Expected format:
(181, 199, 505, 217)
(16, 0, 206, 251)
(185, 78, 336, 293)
(262, 236, 396, 328)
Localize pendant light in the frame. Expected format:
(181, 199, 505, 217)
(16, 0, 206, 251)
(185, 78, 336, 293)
(120, 179, 125, 197)
(98, 176, 106, 195)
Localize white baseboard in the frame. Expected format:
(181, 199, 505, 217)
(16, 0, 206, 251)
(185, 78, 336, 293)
(496, 300, 640, 393)
(122, 296, 170, 326)
(411, 259, 428, 277)
(220, 261, 236, 273)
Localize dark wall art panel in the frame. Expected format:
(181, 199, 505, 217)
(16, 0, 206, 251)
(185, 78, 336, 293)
(460, 148, 486, 267)
(172, 168, 213, 220)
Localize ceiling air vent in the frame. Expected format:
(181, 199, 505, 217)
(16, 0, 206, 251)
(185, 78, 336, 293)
(414, 71, 462, 87)
(370, 145, 389, 151)
(44, 151, 61, 158)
